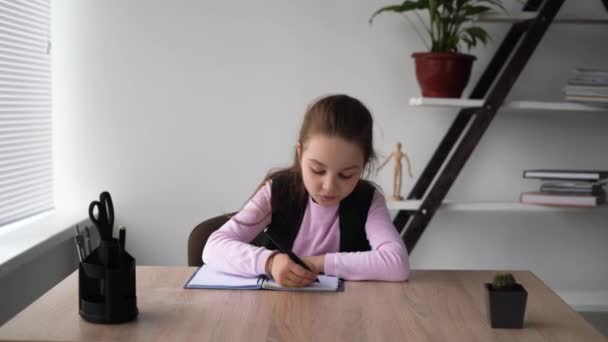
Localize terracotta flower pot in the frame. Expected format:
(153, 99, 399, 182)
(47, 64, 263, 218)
(412, 52, 476, 98)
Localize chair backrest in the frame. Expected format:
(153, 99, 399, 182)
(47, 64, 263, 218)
(187, 212, 265, 266)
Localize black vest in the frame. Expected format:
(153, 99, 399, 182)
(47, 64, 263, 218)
(264, 174, 376, 252)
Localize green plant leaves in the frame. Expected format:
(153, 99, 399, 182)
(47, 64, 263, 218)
(369, 0, 428, 24)
(461, 25, 489, 50)
(463, 5, 494, 16)
(370, 0, 505, 52)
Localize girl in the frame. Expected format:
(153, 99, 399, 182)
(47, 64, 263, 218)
(203, 94, 410, 287)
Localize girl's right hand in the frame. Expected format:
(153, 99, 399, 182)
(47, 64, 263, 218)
(269, 253, 318, 287)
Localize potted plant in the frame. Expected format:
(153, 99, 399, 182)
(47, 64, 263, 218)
(369, 0, 505, 98)
(485, 273, 528, 329)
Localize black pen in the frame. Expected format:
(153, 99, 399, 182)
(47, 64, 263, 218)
(117, 226, 126, 262)
(74, 226, 85, 261)
(84, 226, 92, 255)
(263, 228, 319, 283)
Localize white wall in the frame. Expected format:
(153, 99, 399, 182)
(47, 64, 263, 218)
(52, 0, 608, 308)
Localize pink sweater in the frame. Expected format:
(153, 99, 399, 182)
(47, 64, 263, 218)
(202, 182, 410, 281)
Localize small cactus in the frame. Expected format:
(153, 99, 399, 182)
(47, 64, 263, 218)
(492, 273, 516, 290)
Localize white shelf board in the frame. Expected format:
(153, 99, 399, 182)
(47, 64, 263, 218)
(409, 97, 608, 112)
(477, 12, 608, 24)
(386, 200, 606, 212)
(386, 199, 422, 211)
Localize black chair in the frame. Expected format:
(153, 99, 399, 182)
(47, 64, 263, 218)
(187, 212, 265, 266)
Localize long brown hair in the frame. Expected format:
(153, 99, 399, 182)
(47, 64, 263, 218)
(236, 94, 378, 225)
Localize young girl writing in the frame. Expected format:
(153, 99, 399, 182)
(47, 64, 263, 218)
(203, 94, 410, 287)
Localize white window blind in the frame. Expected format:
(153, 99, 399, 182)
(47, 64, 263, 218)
(0, 0, 53, 226)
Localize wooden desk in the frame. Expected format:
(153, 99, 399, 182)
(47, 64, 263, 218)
(0, 267, 604, 341)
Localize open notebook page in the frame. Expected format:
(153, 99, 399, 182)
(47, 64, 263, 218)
(186, 265, 262, 289)
(262, 275, 340, 291)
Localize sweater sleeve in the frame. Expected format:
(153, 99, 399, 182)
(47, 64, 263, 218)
(201, 182, 274, 277)
(323, 190, 410, 281)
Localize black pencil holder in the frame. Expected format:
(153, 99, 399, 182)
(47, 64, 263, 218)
(78, 239, 138, 324)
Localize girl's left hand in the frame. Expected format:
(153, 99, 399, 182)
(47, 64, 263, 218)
(301, 255, 325, 273)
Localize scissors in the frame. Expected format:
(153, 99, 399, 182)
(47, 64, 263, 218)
(88, 191, 115, 240)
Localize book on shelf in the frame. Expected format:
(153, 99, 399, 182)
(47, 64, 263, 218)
(564, 95, 608, 105)
(521, 169, 607, 207)
(572, 67, 608, 77)
(541, 179, 608, 188)
(563, 85, 608, 97)
(540, 183, 605, 195)
(568, 67, 608, 85)
(568, 78, 608, 86)
(523, 169, 608, 181)
(520, 191, 606, 207)
(565, 68, 608, 104)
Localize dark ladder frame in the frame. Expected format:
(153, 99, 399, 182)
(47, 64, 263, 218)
(394, 0, 601, 253)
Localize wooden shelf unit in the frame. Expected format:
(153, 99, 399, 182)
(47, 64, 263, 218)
(394, 0, 608, 252)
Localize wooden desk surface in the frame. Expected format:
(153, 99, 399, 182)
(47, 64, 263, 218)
(0, 266, 604, 342)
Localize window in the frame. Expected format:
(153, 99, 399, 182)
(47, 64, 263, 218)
(0, 0, 52, 226)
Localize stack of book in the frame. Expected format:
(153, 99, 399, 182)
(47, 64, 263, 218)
(521, 169, 607, 207)
(563, 68, 608, 105)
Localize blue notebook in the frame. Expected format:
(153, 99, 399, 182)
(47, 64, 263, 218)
(185, 265, 341, 292)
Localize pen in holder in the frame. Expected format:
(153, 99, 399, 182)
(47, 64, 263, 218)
(79, 191, 138, 324)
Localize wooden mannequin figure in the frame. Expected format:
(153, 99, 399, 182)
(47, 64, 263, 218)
(379, 142, 413, 200)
